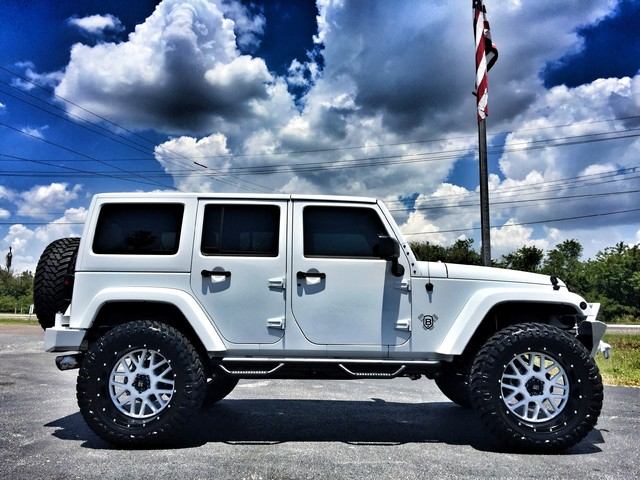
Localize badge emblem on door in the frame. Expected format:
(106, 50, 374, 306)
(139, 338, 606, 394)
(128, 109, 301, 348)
(418, 313, 438, 330)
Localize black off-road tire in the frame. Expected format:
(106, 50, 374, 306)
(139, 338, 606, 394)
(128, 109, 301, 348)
(470, 323, 603, 452)
(77, 320, 206, 447)
(435, 361, 472, 408)
(202, 374, 239, 407)
(33, 237, 80, 329)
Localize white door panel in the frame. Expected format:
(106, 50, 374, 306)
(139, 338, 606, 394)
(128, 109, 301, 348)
(291, 202, 411, 346)
(191, 200, 287, 344)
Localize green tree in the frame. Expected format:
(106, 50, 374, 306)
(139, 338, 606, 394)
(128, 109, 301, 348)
(410, 238, 481, 265)
(498, 245, 544, 272)
(582, 243, 640, 322)
(541, 239, 585, 293)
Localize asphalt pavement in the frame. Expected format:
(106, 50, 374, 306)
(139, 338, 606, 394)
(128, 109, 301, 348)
(1, 324, 638, 480)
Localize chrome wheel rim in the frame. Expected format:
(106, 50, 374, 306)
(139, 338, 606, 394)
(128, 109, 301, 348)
(500, 351, 570, 423)
(109, 348, 175, 419)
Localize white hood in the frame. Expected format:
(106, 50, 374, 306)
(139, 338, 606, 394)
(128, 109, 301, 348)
(414, 261, 563, 287)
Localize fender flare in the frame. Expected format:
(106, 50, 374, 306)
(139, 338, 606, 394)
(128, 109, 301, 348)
(438, 288, 587, 355)
(81, 287, 226, 353)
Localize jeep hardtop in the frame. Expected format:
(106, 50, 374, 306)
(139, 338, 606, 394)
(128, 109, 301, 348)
(35, 192, 606, 451)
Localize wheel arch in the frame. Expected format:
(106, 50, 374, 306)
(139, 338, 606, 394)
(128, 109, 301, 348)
(78, 287, 226, 356)
(439, 288, 587, 357)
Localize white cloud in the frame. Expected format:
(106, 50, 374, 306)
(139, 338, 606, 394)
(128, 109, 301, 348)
(490, 220, 550, 258)
(0, 102, 5, 111)
(16, 183, 82, 219)
(67, 14, 124, 36)
(11, 61, 63, 91)
(19, 125, 49, 140)
(219, 0, 265, 51)
(0, 208, 10, 220)
(3, 207, 87, 273)
(55, 0, 277, 134)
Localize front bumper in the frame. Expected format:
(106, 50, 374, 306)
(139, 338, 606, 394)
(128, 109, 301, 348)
(577, 303, 607, 358)
(44, 326, 86, 352)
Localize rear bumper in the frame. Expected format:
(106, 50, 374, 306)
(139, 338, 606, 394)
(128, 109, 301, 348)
(44, 326, 86, 352)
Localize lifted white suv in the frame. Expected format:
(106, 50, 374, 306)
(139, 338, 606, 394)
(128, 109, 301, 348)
(36, 193, 606, 451)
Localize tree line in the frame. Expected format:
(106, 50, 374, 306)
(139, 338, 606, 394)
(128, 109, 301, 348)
(1, 238, 638, 322)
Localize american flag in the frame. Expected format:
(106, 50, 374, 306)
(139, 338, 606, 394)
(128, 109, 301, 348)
(473, 0, 498, 121)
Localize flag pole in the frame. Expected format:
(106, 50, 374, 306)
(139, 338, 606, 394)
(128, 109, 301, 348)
(473, 0, 496, 266)
(477, 117, 491, 266)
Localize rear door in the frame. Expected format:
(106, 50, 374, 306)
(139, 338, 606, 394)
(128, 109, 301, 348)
(191, 200, 287, 344)
(290, 202, 412, 348)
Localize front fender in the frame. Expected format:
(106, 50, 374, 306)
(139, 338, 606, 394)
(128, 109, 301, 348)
(439, 287, 587, 355)
(77, 287, 226, 353)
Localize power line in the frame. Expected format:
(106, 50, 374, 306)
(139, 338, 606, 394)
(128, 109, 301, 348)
(0, 122, 175, 190)
(388, 187, 640, 213)
(8, 126, 633, 181)
(401, 208, 640, 236)
(0, 67, 271, 192)
(106, 113, 640, 161)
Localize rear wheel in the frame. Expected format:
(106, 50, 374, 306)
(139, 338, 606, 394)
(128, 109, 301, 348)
(77, 320, 206, 446)
(470, 323, 603, 452)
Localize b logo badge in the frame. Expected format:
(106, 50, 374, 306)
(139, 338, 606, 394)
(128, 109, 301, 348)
(418, 314, 437, 330)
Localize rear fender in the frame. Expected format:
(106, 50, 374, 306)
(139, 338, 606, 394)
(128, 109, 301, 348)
(76, 287, 226, 353)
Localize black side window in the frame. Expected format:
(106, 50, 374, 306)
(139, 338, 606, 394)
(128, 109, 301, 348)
(93, 203, 184, 255)
(201, 205, 280, 256)
(303, 206, 388, 258)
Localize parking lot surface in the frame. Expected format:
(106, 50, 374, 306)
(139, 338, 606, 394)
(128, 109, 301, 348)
(1, 324, 638, 479)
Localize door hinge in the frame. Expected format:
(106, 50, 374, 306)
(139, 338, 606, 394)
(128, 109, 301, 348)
(396, 279, 411, 292)
(395, 318, 411, 331)
(268, 276, 286, 290)
(267, 316, 285, 330)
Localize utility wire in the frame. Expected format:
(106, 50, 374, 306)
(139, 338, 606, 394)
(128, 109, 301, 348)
(0, 121, 175, 190)
(401, 208, 640, 236)
(0, 67, 270, 192)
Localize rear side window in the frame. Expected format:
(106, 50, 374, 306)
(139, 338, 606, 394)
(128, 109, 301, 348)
(303, 206, 388, 258)
(201, 204, 280, 256)
(93, 203, 184, 255)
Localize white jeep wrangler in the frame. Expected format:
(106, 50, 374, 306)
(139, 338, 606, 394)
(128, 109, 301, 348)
(36, 193, 606, 451)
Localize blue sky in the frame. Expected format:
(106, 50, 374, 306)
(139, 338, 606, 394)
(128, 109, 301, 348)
(1, 0, 639, 271)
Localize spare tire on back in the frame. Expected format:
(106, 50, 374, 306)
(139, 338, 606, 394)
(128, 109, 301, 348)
(34, 237, 81, 329)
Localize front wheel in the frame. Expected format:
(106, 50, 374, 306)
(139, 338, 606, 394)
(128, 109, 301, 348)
(77, 320, 207, 446)
(435, 361, 471, 408)
(202, 374, 239, 407)
(470, 323, 603, 452)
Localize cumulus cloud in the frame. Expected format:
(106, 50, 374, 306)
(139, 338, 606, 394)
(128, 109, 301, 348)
(0, 208, 10, 220)
(0, 101, 5, 111)
(3, 207, 87, 273)
(67, 14, 125, 36)
(11, 61, 63, 91)
(16, 183, 82, 219)
(490, 220, 550, 258)
(55, 0, 277, 134)
(219, 0, 265, 51)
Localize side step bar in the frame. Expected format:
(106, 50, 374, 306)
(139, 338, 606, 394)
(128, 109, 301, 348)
(216, 357, 441, 379)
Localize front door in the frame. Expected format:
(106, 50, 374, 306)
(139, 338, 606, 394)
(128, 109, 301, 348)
(290, 202, 412, 348)
(191, 200, 287, 344)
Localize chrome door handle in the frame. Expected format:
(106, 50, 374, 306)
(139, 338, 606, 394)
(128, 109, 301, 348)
(201, 269, 231, 278)
(296, 271, 326, 279)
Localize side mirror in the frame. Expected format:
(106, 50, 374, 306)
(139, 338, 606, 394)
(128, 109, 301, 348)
(377, 236, 405, 277)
